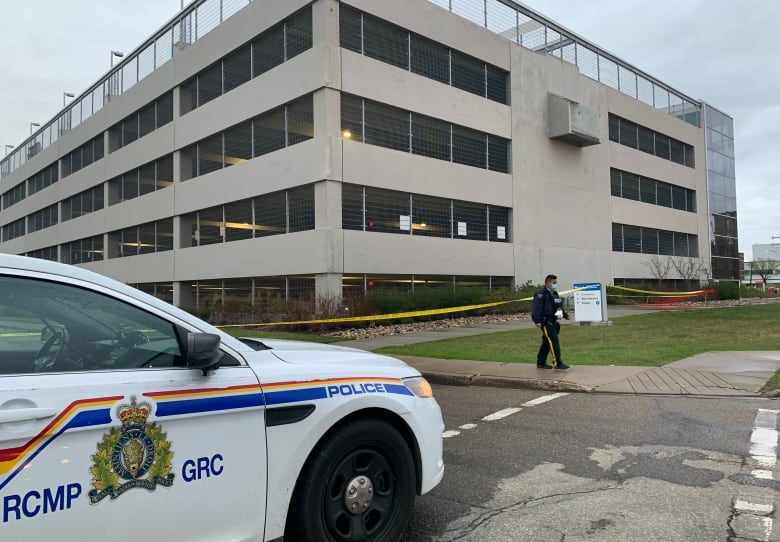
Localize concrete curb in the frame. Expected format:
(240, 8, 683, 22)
(421, 371, 595, 393)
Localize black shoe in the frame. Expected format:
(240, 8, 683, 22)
(537, 363, 554, 369)
(555, 363, 571, 371)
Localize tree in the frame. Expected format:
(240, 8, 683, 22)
(751, 259, 779, 288)
(670, 257, 710, 290)
(644, 255, 672, 287)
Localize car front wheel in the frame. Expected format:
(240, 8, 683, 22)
(285, 418, 416, 542)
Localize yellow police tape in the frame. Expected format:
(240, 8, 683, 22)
(607, 285, 710, 296)
(215, 287, 589, 329)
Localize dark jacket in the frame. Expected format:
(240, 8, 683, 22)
(531, 287, 569, 324)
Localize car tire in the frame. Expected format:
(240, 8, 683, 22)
(285, 417, 416, 542)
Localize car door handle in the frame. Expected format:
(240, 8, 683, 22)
(0, 408, 58, 424)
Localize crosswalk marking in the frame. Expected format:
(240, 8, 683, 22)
(442, 392, 568, 438)
(522, 392, 569, 407)
(482, 407, 522, 421)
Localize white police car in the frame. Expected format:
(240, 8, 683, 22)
(0, 254, 444, 541)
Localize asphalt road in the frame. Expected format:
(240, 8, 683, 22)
(403, 385, 780, 542)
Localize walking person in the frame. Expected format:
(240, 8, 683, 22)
(532, 274, 571, 370)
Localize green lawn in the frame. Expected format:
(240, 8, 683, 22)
(221, 328, 345, 344)
(374, 303, 780, 367)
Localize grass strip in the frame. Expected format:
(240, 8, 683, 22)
(374, 303, 780, 367)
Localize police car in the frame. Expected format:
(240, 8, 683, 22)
(0, 254, 444, 541)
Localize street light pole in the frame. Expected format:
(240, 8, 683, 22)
(63, 92, 75, 107)
(110, 50, 124, 67)
(30, 122, 40, 135)
(4, 144, 14, 156)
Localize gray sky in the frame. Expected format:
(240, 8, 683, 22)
(1, 0, 778, 259)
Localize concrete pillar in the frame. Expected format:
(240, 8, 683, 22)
(316, 272, 342, 302)
(174, 281, 194, 309)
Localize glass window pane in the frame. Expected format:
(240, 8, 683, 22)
(363, 14, 408, 69)
(254, 107, 286, 156)
(623, 224, 641, 253)
(253, 25, 284, 77)
(488, 135, 509, 173)
(618, 118, 638, 148)
(198, 61, 223, 106)
(123, 114, 139, 146)
(138, 222, 156, 255)
(224, 121, 253, 166)
(658, 230, 674, 255)
(341, 94, 363, 142)
(339, 5, 362, 52)
(197, 206, 224, 246)
(410, 34, 449, 84)
(157, 218, 174, 252)
(672, 185, 687, 211)
(610, 168, 621, 197)
(119, 226, 138, 257)
(286, 6, 313, 60)
(365, 187, 409, 235)
(123, 170, 139, 200)
(451, 51, 485, 96)
(156, 155, 174, 189)
(657, 182, 672, 208)
(342, 183, 364, 231)
(412, 114, 450, 161)
(412, 194, 451, 238)
(224, 199, 254, 241)
(488, 205, 510, 242)
(254, 191, 286, 236)
(670, 138, 685, 165)
(621, 172, 639, 201)
(639, 177, 656, 205)
(641, 227, 658, 254)
(612, 223, 623, 251)
(638, 126, 654, 154)
(288, 185, 314, 232)
(453, 200, 487, 240)
(452, 126, 486, 168)
(655, 134, 670, 160)
(139, 103, 156, 138)
(139, 162, 157, 196)
(287, 95, 314, 145)
(364, 100, 409, 152)
(223, 44, 252, 93)
(157, 92, 173, 127)
(197, 133, 223, 175)
(486, 65, 507, 104)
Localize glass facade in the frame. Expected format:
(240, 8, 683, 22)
(704, 105, 739, 280)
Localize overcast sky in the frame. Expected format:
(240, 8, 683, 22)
(1, 0, 777, 259)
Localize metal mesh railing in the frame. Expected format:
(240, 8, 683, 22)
(426, 0, 701, 128)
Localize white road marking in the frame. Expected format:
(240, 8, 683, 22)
(734, 500, 774, 514)
(481, 407, 522, 421)
(444, 391, 569, 439)
(752, 469, 774, 480)
(749, 409, 779, 478)
(521, 392, 569, 407)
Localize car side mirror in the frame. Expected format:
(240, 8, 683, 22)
(186, 333, 224, 374)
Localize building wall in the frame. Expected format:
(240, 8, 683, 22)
(0, 0, 715, 304)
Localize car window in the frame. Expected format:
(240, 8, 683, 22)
(0, 274, 185, 375)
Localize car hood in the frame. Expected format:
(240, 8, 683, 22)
(248, 338, 416, 371)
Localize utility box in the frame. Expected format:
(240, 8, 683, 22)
(548, 93, 600, 147)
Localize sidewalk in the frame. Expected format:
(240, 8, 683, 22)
(338, 308, 780, 397)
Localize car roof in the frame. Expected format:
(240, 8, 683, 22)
(0, 253, 250, 352)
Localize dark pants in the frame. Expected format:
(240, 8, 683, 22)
(537, 321, 563, 367)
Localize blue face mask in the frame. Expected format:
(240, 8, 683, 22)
(550, 284, 558, 291)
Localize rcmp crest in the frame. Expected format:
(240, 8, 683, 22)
(89, 396, 174, 503)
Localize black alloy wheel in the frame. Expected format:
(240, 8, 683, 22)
(285, 418, 416, 542)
